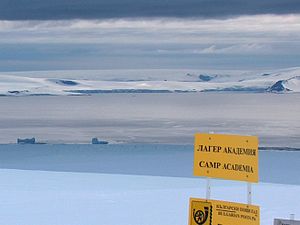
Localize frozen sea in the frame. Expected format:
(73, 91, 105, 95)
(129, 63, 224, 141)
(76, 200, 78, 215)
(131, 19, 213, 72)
(0, 144, 299, 185)
(0, 93, 299, 147)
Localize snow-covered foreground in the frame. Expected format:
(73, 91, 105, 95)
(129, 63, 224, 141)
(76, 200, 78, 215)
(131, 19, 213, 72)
(0, 67, 300, 95)
(0, 144, 299, 224)
(0, 169, 299, 225)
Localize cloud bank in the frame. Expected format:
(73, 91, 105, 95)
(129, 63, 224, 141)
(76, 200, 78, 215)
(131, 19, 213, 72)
(0, 15, 300, 71)
(1, 15, 300, 45)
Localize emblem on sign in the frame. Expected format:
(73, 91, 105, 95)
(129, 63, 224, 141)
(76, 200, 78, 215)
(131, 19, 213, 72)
(190, 200, 212, 225)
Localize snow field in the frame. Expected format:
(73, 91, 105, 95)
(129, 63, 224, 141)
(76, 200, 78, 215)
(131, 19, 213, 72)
(0, 169, 299, 225)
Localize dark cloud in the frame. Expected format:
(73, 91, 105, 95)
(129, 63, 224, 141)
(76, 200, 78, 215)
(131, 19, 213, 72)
(0, 0, 300, 20)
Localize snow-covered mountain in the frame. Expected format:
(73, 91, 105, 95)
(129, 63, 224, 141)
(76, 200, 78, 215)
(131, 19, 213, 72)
(0, 67, 300, 96)
(267, 76, 300, 92)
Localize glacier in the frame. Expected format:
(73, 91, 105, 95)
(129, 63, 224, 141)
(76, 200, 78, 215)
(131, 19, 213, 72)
(1, 67, 300, 96)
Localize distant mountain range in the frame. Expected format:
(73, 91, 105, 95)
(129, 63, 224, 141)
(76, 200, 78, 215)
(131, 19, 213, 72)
(0, 67, 299, 96)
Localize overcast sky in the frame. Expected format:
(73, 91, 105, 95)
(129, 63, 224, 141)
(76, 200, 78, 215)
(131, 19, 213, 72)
(0, 0, 299, 72)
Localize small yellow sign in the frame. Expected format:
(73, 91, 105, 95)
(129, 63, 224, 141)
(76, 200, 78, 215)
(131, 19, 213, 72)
(194, 133, 259, 182)
(189, 198, 260, 225)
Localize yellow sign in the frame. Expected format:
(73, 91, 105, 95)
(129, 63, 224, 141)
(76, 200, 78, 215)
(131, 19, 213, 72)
(194, 133, 259, 182)
(189, 198, 260, 225)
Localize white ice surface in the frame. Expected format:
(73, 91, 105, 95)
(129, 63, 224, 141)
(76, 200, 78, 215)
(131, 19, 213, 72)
(0, 169, 299, 225)
(1, 67, 300, 95)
